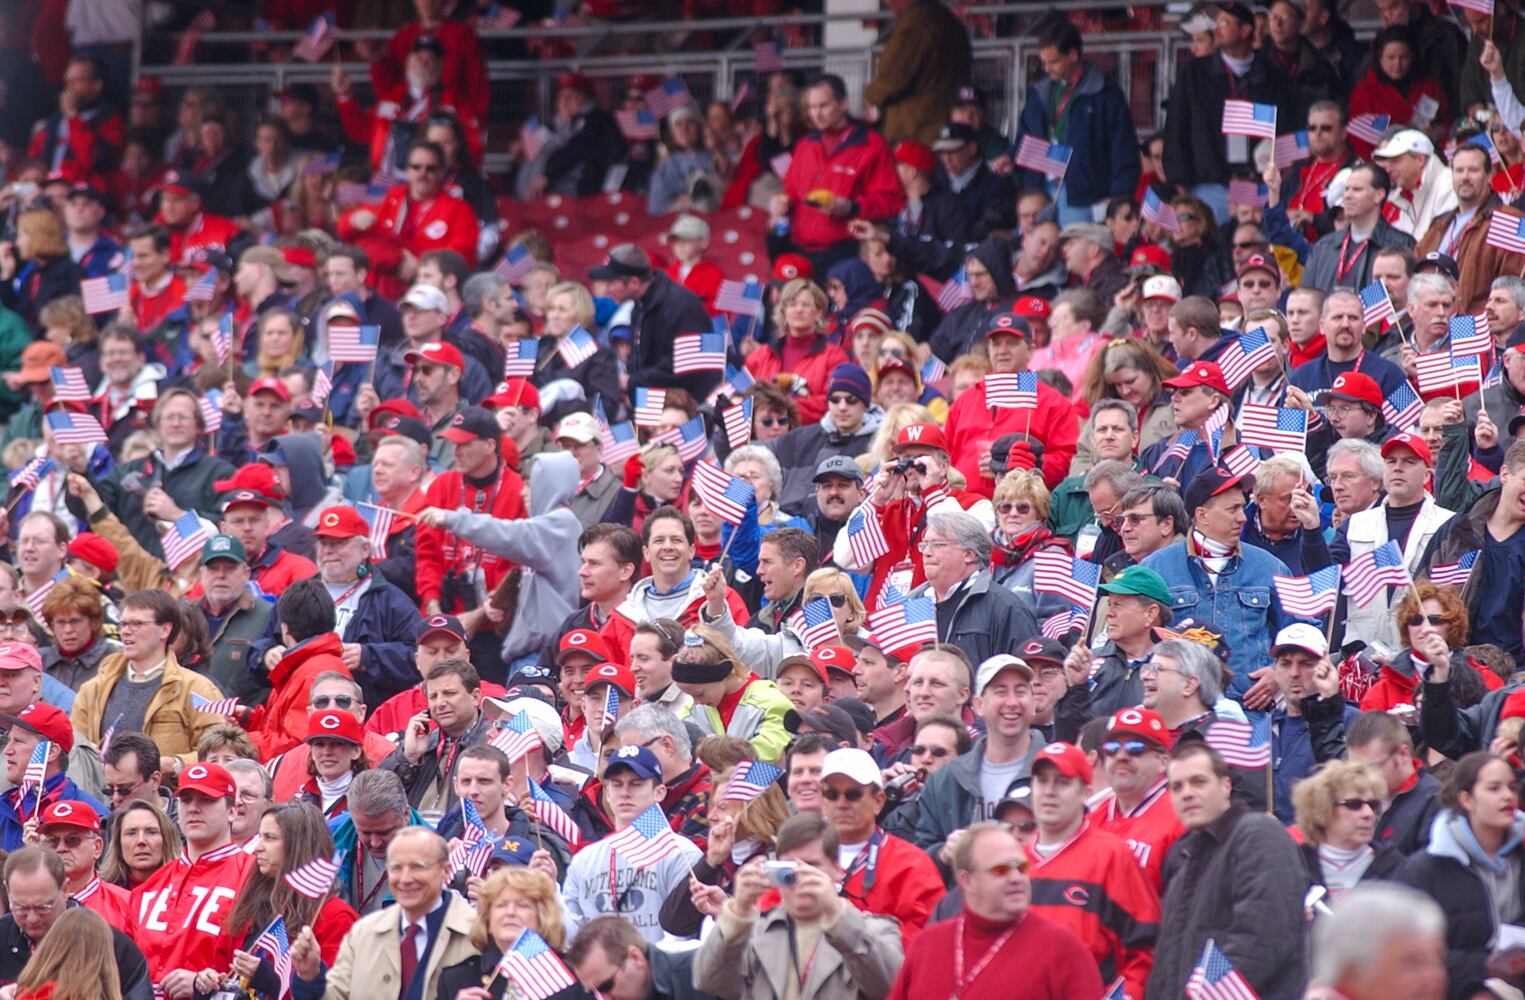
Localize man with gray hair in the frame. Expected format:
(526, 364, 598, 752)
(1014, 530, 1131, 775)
(1050, 401, 1141, 542)
(588, 243, 717, 401)
(1310, 883, 1446, 1000)
(329, 769, 425, 915)
(1082, 460, 1145, 566)
(461, 270, 518, 357)
(1242, 454, 1332, 574)
(1486, 275, 1525, 337)
(907, 511, 1040, 665)
(613, 703, 711, 847)
(1143, 637, 1223, 739)
(1325, 439, 1383, 528)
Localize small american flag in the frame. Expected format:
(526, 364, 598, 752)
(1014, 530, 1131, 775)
(1344, 540, 1412, 607)
(1160, 430, 1198, 468)
(598, 416, 641, 465)
(199, 390, 223, 435)
(1204, 718, 1271, 770)
(328, 322, 379, 365)
(502, 339, 537, 378)
(498, 929, 577, 1000)
(293, 12, 336, 62)
(302, 149, 342, 177)
(1218, 444, 1261, 479)
(10, 457, 54, 494)
(482, 3, 522, 28)
(644, 78, 695, 118)
(81, 273, 129, 313)
(1347, 113, 1392, 146)
(490, 711, 542, 763)
(1383, 381, 1424, 430)
(769, 152, 793, 178)
(1238, 404, 1307, 451)
(1431, 549, 1480, 587)
(494, 244, 538, 284)
(1221, 100, 1277, 140)
(604, 802, 684, 869)
(1359, 281, 1396, 328)
(1273, 565, 1342, 617)
(1185, 938, 1261, 1000)
(173, 10, 216, 65)
(448, 798, 495, 874)
(283, 852, 342, 899)
(1449, 314, 1493, 357)
(310, 362, 334, 409)
(1103, 977, 1131, 1000)
(715, 280, 764, 318)
(723, 759, 783, 803)
(252, 916, 293, 1000)
(599, 685, 621, 732)
(520, 117, 549, 161)
(1217, 328, 1277, 391)
(753, 39, 783, 72)
(49, 366, 90, 402)
(654, 414, 707, 463)
(937, 268, 973, 311)
(1141, 188, 1179, 233)
(922, 356, 948, 383)
(615, 108, 660, 141)
(1041, 605, 1088, 639)
(1013, 135, 1072, 179)
(98, 713, 123, 758)
(691, 459, 755, 525)
(866, 595, 938, 653)
(1227, 179, 1268, 208)
(1451, 0, 1495, 15)
(673, 333, 727, 374)
(356, 502, 394, 559)
(1486, 357, 1504, 389)
(45, 412, 107, 448)
(556, 327, 598, 369)
(633, 387, 667, 427)
(1415, 351, 1480, 396)
(1273, 131, 1310, 168)
(19, 740, 49, 798)
(985, 371, 1038, 410)
(789, 595, 841, 653)
(213, 315, 234, 365)
(1487, 210, 1525, 255)
(721, 398, 752, 449)
(1033, 549, 1102, 609)
(718, 364, 755, 399)
(191, 692, 243, 718)
(845, 507, 889, 566)
(527, 780, 582, 846)
(185, 269, 218, 303)
(161, 512, 209, 569)
(1468, 130, 1504, 166)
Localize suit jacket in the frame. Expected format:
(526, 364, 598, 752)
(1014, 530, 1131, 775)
(291, 891, 478, 1000)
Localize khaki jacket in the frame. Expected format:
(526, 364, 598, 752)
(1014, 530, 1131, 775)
(693, 900, 903, 1000)
(302, 891, 478, 1000)
(71, 650, 228, 770)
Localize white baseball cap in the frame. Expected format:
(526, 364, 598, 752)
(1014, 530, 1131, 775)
(555, 411, 600, 445)
(400, 284, 449, 313)
(820, 748, 884, 789)
(975, 654, 1034, 697)
(1142, 275, 1182, 303)
(1372, 128, 1434, 160)
(1271, 623, 1328, 659)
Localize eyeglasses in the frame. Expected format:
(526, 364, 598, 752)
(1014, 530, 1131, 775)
(1404, 614, 1449, 627)
(827, 394, 862, 406)
(757, 416, 789, 428)
(406, 161, 440, 173)
(10, 902, 57, 917)
(997, 501, 1033, 517)
(1119, 512, 1162, 527)
(917, 540, 955, 554)
(1335, 798, 1382, 813)
(0, 610, 31, 627)
(911, 745, 953, 759)
(821, 787, 867, 802)
(1009, 820, 1037, 834)
(1234, 241, 1266, 251)
(118, 618, 159, 632)
(1176, 213, 1199, 224)
(1139, 663, 1181, 679)
(1036, 666, 1064, 682)
(41, 833, 92, 850)
(593, 953, 629, 998)
(1308, 123, 1338, 132)
(1101, 739, 1157, 758)
(310, 694, 357, 710)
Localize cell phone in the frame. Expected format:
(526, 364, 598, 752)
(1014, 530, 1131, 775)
(763, 860, 799, 888)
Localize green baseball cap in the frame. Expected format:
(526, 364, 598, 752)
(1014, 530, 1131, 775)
(1097, 565, 1171, 606)
(200, 534, 248, 566)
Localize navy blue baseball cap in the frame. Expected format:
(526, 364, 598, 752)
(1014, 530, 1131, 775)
(488, 835, 538, 868)
(602, 745, 662, 781)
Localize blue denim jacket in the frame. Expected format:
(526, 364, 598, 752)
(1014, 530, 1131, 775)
(1141, 539, 1314, 699)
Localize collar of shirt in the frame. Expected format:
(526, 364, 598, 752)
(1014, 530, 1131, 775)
(127, 658, 167, 683)
(400, 893, 446, 939)
(946, 161, 981, 193)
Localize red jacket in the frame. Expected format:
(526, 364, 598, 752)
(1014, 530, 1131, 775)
(887, 908, 1103, 1000)
(363, 679, 509, 738)
(270, 731, 396, 802)
(1347, 70, 1448, 160)
(28, 107, 124, 189)
(1025, 822, 1160, 999)
(163, 212, 242, 268)
(130, 842, 252, 985)
(743, 336, 851, 424)
(782, 121, 904, 251)
(245, 632, 352, 762)
(1089, 781, 1185, 893)
(1359, 653, 1503, 712)
(945, 377, 1079, 494)
(74, 875, 133, 932)
(336, 87, 484, 175)
(129, 275, 186, 333)
(372, 20, 490, 119)
(599, 583, 751, 666)
(415, 462, 527, 610)
(337, 185, 479, 302)
(663, 260, 726, 314)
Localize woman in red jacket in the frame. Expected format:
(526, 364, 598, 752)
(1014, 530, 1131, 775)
(207, 802, 358, 998)
(1347, 28, 1448, 159)
(743, 278, 850, 424)
(1359, 580, 1500, 712)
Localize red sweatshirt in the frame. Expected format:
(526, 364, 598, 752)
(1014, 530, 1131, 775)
(130, 842, 253, 985)
(781, 121, 904, 251)
(886, 909, 1103, 1000)
(1089, 781, 1185, 893)
(944, 377, 1079, 494)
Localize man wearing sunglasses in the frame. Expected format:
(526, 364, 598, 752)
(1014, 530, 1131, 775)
(1090, 708, 1183, 891)
(1267, 624, 1356, 821)
(270, 672, 394, 804)
(568, 914, 716, 1000)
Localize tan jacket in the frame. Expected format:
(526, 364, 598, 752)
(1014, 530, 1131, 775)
(86, 507, 196, 597)
(71, 650, 228, 769)
(693, 899, 904, 1000)
(862, 0, 972, 146)
(301, 891, 478, 1000)
(1414, 195, 1525, 315)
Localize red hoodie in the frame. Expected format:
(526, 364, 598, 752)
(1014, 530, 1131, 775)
(245, 632, 352, 762)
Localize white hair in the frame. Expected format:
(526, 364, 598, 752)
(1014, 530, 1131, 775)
(1311, 883, 1445, 986)
(725, 445, 783, 500)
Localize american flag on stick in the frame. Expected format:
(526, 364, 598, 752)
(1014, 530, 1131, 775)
(81, 273, 129, 313)
(556, 327, 598, 369)
(1216, 327, 1277, 391)
(213, 315, 234, 365)
(1273, 565, 1342, 617)
(19, 740, 49, 798)
(490, 711, 541, 763)
(1414, 351, 1480, 396)
(1448, 314, 1493, 358)
(1013, 135, 1072, 179)
(1185, 938, 1261, 1000)
(1034, 549, 1102, 609)
(1273, 131, 1310, 168)
(715, 280, 764, 318)
(644, 78, 695, 118)
(199, 391, 223, 435)
(502, 339, 537, 378)
(654, 414, 707, 463)
(723, 760, 783, 803)
(22, 571, 65, 619)
(720, 398, 752, 449)
(753, 39, 783, 71)
(284, 852, 342, 899)
(615, 108, 660, 141)
(1221, 100, 1277, 139)
(598, 415, 640, 465)
(252, 916, 294, 1000)
(984, 371, 1038, 409)
(310, 362, 334, 410)
(1203, 718, 1271, 769)
(1347, 113, 1391, 146)
(482, 3, 523, 28)
(46, 412, 107, 447)
(1227, 179, 1268, 208)
(1431, 549, 1480, 587)
(673, 333, 728, 373)
(845, 507, 889, 566)
(160, 512, 209, 569)
(48, 366, 89, 402)
(1359, 281, 1396, 329)
(497, 929, 577, 1000)
(292, 12, 336, 62)
(10, 457, 53, 494)
(1487, 209, 1525, 255)
(185, 269, 218, 303)
(520, 117, 549, 161)
(526, 780, 582, 847)
(356, 502, 395, 559)
(1344, 540, 1412, 607)
(327, 322, 379, 364)
(691, 459, 755, 526)
(1141, 188, 1179, 233)
(788, 596, 842, 653)
(1238, 404, 1307, 451)
(604, 802, 685, 869)
(1219, 444, 1261, 479)
(1383, 381, 1424, 430)
(191, 692, 243, 718)
(494, 244, 537, 284)
(1041, 606, 1088, 639)
(633, 387, 667, 427)
(865, 595, 938, 654)
(936, 269, 972, 311)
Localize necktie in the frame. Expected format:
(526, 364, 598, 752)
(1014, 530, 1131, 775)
(400, 923, 421, 997)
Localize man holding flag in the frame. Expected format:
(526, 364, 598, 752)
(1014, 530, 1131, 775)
(1415, 142, 1523, 313)
(0, 700, 103, 848)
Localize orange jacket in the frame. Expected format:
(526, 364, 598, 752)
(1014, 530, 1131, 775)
(245, 632, 352, 762)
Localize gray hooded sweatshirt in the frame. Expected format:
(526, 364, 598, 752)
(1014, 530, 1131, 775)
(440, 451, 583, 661)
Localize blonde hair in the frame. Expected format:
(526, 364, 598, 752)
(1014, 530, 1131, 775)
(545, 281, 596, 329)
(993, 469, 1052, 521)
(684, 624, 749, 683)
(1293, 760, 1385, 844)
(472, 867, 566, 951)
(803, 568, 866, 632)
(865, 402, 935, 469)
(255, 308, 306, 376)
(772, 278, 827, 334)
(15, 908, 122, 1000)
(38, 295, 98, 346)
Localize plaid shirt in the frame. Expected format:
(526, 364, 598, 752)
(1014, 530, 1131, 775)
(664, 762, 712, 853)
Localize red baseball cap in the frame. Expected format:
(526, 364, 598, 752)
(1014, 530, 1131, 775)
(177, 761, 236, 799)
(483, 378, 540, 411)
(367, 399, 423, 430)
(892, 140, 936, 174)
(892, 422, 950, 455)
(0, 644, 42, 673)
(1032, 741, 1093, 783)
(1105, 707, 1174, 752)
(586, 661, 637, 698)
(778, 654, 827, 685)
(1011, 295, 1052, 320)
(305, 709, 364, 745)
(811, 645, 857, 677)
(313, 506, 370, 539)
(212, 463, 286, 499)
(38, 800, 99, 834)
(66, 533, 118, 575)
(248, 377, 292, 402)
(403, 341, 465, 371)
(1327, 371, 1383, 410)
(1126, 244, 1172, 274)
(222, 489, 274, 513)
(4, 702, 71, 750)
(772, 254, 812, 283)
(1163, 361, 1230, 396)
(1382, 431, 1433, 467)
(558, 629, 612, 665)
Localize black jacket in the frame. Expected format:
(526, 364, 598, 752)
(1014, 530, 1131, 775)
(887, 187, 971, 281)
(1146, 805, 1307, 1000)
(629, 271, 719, 400)
(1298, 840, 1407, 890)
(1163, 51, 1295, 188)
(0, 904, 154, 1000)
(1376, 769, 1442, 857)
(910, 567, 1041, 669)
(380, 713, 494, 811)
(543, 107, 627, 198)
(94, 448, 236, 560)
(529, 333, 624, 429)
(437, 944, 591, 1000)
(928, 235, 1015, 363)
(770, 410, 879, 514)
(939, 164, 1015, 245)
(882, 277, 942, 343)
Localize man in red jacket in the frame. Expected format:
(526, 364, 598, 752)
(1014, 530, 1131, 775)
(335, 35, 485, 175)
(772, 74, 905, 273)
(153, 170, 242, 267)
(38, 800, 132, 930)
(28, 55, 123, 189)
(369, 0, 490, 120)
(130, 762, 252, 997)
(943, 314, 1079, 493)
(1088, 708, 1184, 892)
(337, 139, 479, 302)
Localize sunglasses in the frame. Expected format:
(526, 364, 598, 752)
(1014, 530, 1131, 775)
(910, 745, 953, 758)
(0, 610, 31, 627)
(593, 954, 628, 997)
(1405, 614, 1449, 627)
(1100, 740, 1156, 758)
(1009, 821, 1037, 835)
(1176, 213, 1199, 224)
(758, 416, 789, 428)
(406, 162, 440, 173)
(1118, 512, 1162, 527)
(808, 592, 847, 608)
(311, 695, 357, 710)
(979, 858, 1030, 875)
(821, 787, 867, 802)
(827, 394, 862, 406)
(1335, 798, 1382, 813)
(997, 501, 1033, 517)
